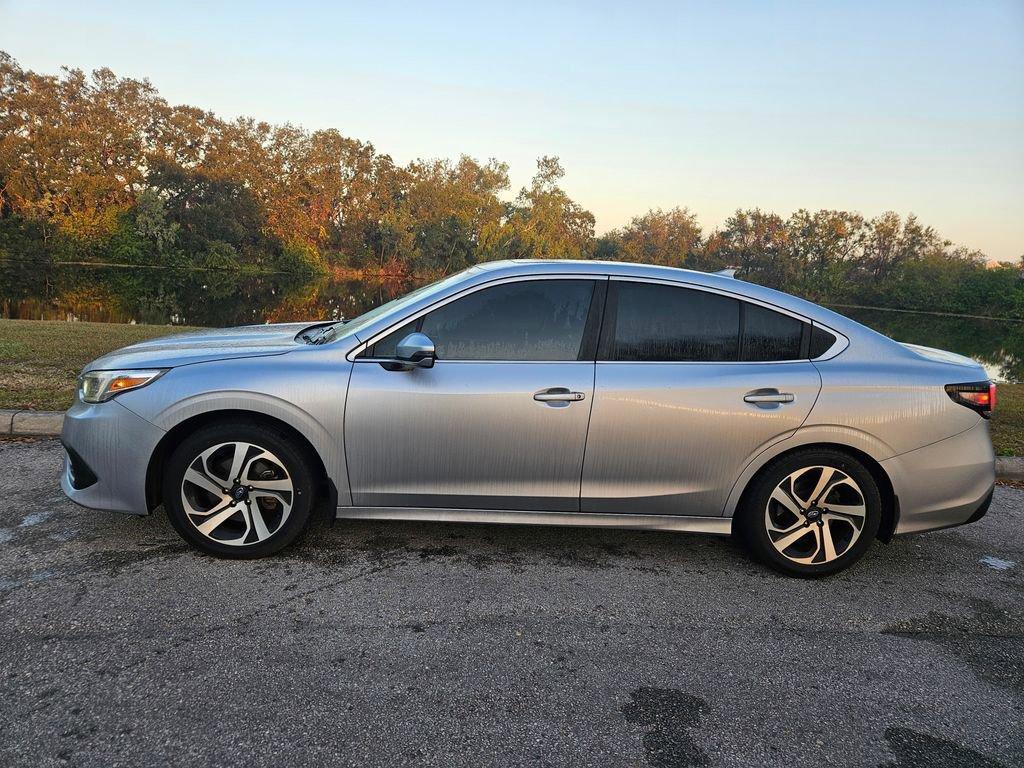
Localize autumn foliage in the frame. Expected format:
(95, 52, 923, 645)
(1, 53, 1021, 317)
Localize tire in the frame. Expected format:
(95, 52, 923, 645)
(737, 449, 882, 577)
(163, 420, 316, 558)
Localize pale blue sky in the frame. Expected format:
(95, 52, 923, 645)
(2, 0, 1022, 259)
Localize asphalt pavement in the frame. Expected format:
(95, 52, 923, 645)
(0, 438, 1021, 768)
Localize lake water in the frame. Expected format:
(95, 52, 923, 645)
(2, 262, 1021, 382)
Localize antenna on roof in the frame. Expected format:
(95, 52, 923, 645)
(714, 268, 738, 278)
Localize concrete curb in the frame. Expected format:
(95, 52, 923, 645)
(1, 409, 65, 437)
(4, 408, 1024, 481)
(995, 456, 1024, 482)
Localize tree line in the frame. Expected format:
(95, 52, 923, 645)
(1, 52, 1021, 317)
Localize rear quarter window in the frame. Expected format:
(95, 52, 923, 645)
(809, 326, 838, 358)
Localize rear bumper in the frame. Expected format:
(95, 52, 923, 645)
(59, 399, 165, 515)
(883, 419, 996, 535)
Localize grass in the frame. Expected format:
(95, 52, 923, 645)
(2, 317, 1023, 456)
(991, 384, 1024, 457)
(0, 319, 200, 411)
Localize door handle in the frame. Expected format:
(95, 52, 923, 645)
(744, 389, 795, 404)
(534, 387, 585, 403)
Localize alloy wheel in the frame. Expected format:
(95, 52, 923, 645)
(764, 465, 866, 565)
(179, 441, 294, 546)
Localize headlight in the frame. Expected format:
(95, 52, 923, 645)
(78, 369, 167, 403)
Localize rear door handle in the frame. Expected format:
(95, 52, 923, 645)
(534, 387, 585, 403)
(744, 389, 795, 404)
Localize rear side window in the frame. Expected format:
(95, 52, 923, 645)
(607, 282, 740, 362)
(741, 303, 803, 361)
(604, 282, 825, 363)
(368, 279, 596, 361)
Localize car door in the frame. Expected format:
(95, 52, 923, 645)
(581, 278, 822, 517)
(345, 277, 603, 511)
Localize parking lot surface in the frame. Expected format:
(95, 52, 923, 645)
(0, 439, 1021, 767)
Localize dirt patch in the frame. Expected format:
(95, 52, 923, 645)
(882, 598, 1024, 694)
(881, 727, 1008, 768)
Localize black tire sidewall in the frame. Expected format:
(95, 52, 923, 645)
(163, 421, 315, 558)
(739, 449, 882, 578)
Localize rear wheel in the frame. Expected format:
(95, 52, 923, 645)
(163, 421, 316, 558)
(738, 449, 881, 577)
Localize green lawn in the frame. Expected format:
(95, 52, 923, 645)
(0, 319, 200, 411)
(991, 383, 1024, 456)
(1, 318, 1022, 456)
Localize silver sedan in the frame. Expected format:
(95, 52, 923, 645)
(60, 260, 996, 576)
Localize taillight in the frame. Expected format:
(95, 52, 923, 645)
(945, 381, 996, 418)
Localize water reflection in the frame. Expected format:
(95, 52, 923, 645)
(1, 262, 1021, 382)
(0, 261, 423, 327)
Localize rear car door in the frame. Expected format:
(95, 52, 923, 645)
(581, 279, 822, 517)
(345, 277, 603, 511)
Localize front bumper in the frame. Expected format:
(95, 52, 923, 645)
(59, 399, 166, 515)
(883, 419, 996, 535)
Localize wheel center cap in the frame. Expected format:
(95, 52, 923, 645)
(806, 508, 822, 521)
(231, 485, 248, 502)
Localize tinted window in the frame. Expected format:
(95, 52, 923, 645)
(371, 280, 595, 361)
(809, 325, 837, 358)
(368, 320, 416, 358)
(741, 303, 804, 361)
(610, 283, 739, 362)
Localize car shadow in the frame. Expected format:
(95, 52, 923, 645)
(291, 514, 754, 575)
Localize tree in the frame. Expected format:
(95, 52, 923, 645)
(785, 209, 864, 300)
(2, 51, 1020, 321)
(705, 209, 793, 289)
(403, 155, 509, 273)
(482, 156, 595, 261)
(132, 188, 180, 255)
(607, 207, 702, 268)
(857, 212, 938, 282)
(0, 55, 162, 236)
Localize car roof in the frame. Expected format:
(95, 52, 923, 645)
(470, 260, 918, 359)
(473, 259, 837, 321)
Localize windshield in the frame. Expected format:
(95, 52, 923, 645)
(312, 268, 479, 344)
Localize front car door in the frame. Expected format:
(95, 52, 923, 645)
(581, 278, 822, 517)
(345, 277, 603, 511)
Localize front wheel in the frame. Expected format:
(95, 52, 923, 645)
(737, 449, 882, 577)
(163, 421, 316, 558)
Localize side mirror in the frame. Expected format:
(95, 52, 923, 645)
(381, 332, 436, 371)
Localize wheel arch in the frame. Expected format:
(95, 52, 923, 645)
(728, 442, 898, 543)
(145, 409, 337, 515)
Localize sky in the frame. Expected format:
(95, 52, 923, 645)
(2, 0, 1022, 260)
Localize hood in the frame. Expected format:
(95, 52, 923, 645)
(86, 322, 326, 371)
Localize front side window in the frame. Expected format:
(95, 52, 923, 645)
(368, 279, 596, 361)
(339, 269, 477, 339)
(608, 282, 740, 362)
